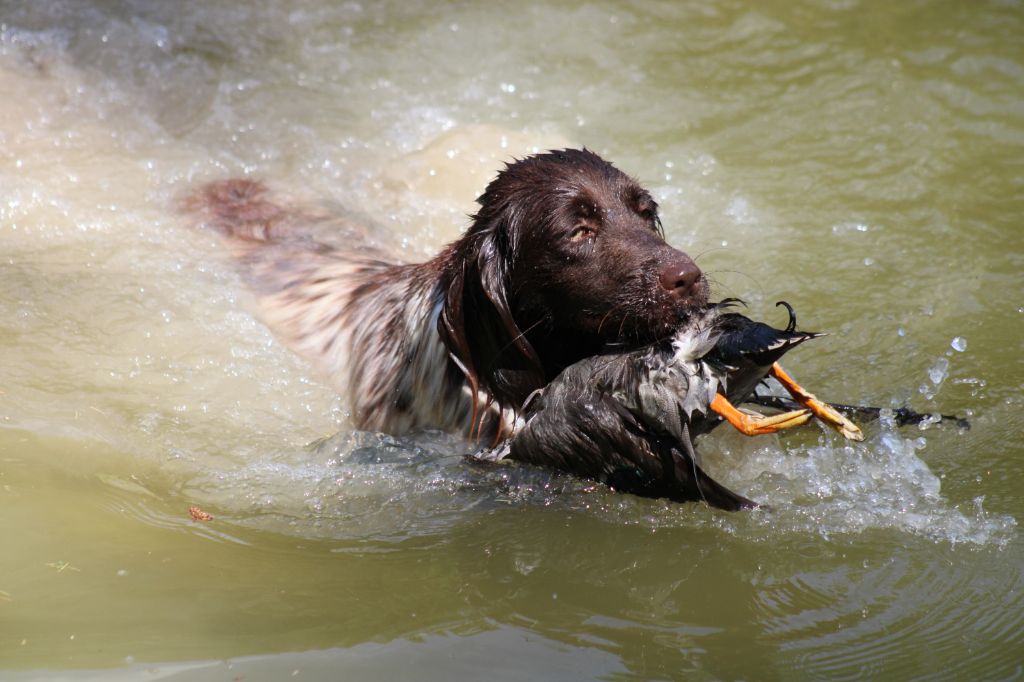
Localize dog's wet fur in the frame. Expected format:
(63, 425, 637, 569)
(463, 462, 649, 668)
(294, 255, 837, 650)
(184, 149, 709, 439)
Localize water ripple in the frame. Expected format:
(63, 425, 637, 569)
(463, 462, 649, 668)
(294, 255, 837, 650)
(754, 545, 1024, 678)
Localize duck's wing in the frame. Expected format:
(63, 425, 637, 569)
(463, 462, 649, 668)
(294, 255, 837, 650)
(503, 376, 755, 511)
(475, 332, 757, 509)
(592, 345, 722, 446)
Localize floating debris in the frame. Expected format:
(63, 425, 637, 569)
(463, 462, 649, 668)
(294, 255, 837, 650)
(188, 505, 213, 522)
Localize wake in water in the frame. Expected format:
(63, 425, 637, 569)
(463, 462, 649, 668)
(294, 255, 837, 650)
(173, 411, 1014, 548)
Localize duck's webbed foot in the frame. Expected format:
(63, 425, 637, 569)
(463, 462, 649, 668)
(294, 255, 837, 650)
(710, 393, 812, 436)
(769, 362, 864, 441)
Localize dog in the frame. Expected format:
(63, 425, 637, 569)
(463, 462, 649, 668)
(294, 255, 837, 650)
(184, 149, 709, 439)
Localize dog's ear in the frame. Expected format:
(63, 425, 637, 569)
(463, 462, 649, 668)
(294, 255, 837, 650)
(438, 226, 544, 428)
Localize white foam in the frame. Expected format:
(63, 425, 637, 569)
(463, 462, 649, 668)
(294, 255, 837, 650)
(696, 427, 1017, 546)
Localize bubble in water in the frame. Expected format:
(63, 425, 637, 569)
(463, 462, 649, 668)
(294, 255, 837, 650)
(951, 336, 967, 352)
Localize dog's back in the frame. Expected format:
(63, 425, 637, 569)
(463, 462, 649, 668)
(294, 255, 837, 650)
(181, 179, 495, 436)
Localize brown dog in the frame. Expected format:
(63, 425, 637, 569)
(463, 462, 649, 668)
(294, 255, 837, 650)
(185, 149, 708, 439)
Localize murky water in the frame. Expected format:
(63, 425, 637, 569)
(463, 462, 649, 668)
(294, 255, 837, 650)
(2, 0, 1023, 679)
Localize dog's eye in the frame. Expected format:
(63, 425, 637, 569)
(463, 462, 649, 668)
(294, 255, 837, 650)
(570, 225, 596, 242)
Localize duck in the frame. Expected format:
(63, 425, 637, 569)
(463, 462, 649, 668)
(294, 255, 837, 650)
(479, 301, 863, 511)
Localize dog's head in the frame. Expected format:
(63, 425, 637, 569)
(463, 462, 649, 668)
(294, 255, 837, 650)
(440, 149, 708, 415)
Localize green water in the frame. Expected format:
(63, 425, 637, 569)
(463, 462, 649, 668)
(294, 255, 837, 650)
(1, 0, 1022, 679)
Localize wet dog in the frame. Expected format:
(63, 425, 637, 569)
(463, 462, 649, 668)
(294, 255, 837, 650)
(185, 149, 709, 438)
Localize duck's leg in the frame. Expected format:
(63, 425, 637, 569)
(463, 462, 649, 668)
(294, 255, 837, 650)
(710, 394, 812, 436)
(744, 395, 970, 430)
(769, 362, 864, 441)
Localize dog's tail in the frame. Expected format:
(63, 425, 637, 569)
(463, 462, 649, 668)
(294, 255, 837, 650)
(180, 178, 389, 259)
(179, 178, 305, 248)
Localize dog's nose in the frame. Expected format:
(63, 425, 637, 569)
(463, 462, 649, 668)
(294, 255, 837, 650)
(659, 259, 703, 298)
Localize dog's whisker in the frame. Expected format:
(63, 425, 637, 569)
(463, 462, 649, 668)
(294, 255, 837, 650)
(703, 269, 764, 299)
(692, 245, 728, 262)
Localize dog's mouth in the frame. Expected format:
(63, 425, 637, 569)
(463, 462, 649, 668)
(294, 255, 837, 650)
(594, 292, 712, 349)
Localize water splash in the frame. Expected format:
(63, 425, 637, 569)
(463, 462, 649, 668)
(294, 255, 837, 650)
(928, 357, 950, 386)
(703, 426, 1016, 547)
(170, 422, 1015, 548)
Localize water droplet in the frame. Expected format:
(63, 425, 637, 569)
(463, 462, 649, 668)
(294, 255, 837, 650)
(928, 357, 949, 385)
(832, 222, 870, 235)
(951, 336, 967, 352)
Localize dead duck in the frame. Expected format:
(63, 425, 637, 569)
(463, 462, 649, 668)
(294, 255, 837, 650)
(479, 302, 862, 511)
